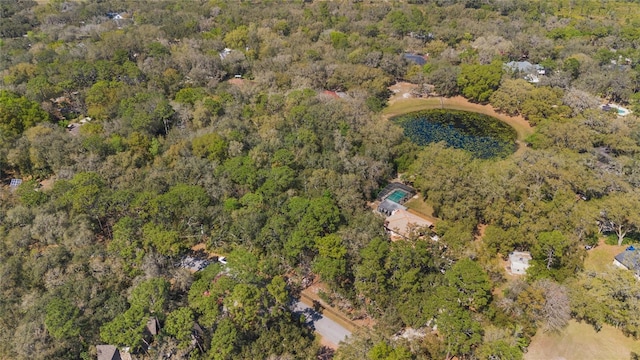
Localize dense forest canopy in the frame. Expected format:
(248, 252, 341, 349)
(2, 0, 640, 359)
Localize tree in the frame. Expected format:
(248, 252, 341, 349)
(457, 61, 503, 103)
(599, 192, 640, 246)
(530, 231, 582, 281)
(355, 237, 391, 313)
(313, 233, 348, 287)
(445, 258, 492, 311)
(367, 341, 413, 360)
(142, 222, 184, 256)
(489, 79, 534, 116)
(224, 25, 249, 49)
(562, 58, 580, 79)
(562, 88, 600, 115)
(129, 278, 170, 315)
(45, 298, 80, 340)
(85, 80, 124, 120)
(209, 318, 239, 360)
(426, 65, 460, 97)
(476, 340, 523, 360)
(570, 268, 640, 337)
(100, 305, 147, 348)
(0, 90, 50, 141)
(165, 307, 195, 349)
(437, 297, 483, 359)
(224, 284, 263, 331)
(330, 31, 349, 49)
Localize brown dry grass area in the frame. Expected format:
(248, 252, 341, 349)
(475, 223, 487, 242)
(190, 243, 223, 258)
(525, 320, 640, 360)
(227, 78, 244, 86)
(39, 176, 55, 191)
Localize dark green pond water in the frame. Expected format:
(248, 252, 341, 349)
(392, 109, 517, 159)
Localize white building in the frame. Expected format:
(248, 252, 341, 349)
(508, 251, 532, 275)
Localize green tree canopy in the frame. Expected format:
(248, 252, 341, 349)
(0, 90, 49, 141)
(457, 61, 503, 103)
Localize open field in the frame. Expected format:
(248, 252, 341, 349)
(584, 239, 626, 272)
(404, 196, 439, 224)
(525, 320, 640, 360)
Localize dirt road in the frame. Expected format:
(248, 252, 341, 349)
(292, 301, 352, 348)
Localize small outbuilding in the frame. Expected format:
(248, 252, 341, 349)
(146, 317, 161, 337)
(508, 251, 532, 275)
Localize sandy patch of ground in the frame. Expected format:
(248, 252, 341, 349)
(227, 78, 245, 86)
(39, 176, 55, 191)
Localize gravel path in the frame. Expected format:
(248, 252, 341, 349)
(292, 301, 352, 347)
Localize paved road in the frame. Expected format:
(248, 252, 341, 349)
(292, 301, 351, 347)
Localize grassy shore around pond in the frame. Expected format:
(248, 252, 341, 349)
(383, 95, 534, 144)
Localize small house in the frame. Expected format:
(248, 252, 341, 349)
(613, 246, 640, 277)
(508, 251, 532, 275)
(504, 61, 545, 83)
(384, 209, 433, 240)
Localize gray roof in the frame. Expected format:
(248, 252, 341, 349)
(146, 317, 160, 336)
(615, 248, 640, 271)
(96, 345, 121, 360)
(404, 53, 426, 66)
(378, 199, 407, 215)
(177, 256, 211, 272)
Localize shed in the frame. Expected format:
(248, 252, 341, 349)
(146, 317, 160, 336)
(508, 251, 532, 275)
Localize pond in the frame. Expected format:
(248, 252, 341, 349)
(392, 109, 517, 159)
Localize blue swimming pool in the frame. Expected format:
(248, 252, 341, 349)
(386, 189, 409, 203)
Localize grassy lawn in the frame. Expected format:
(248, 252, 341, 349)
(383, 98, 443, 117)
(404, 196, 437, 221)
(584, 240, 626, 272)
(525, 320, 640, 360)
